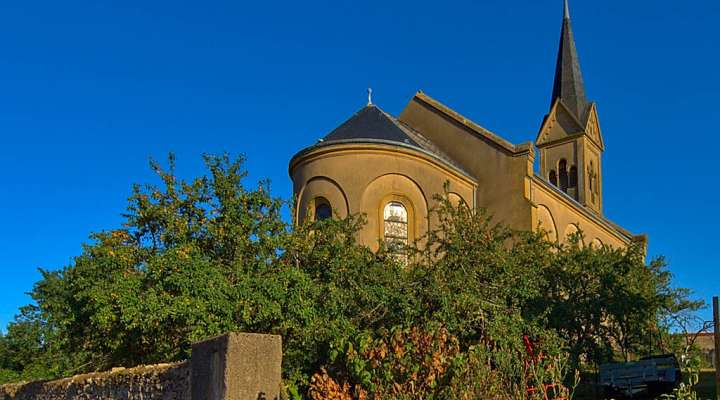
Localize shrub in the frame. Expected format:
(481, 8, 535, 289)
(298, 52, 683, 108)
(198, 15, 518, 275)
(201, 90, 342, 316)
(309, 325, 577, 400)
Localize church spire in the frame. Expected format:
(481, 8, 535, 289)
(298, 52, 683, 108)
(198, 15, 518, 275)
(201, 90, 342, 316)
(552, 0, 589, 122)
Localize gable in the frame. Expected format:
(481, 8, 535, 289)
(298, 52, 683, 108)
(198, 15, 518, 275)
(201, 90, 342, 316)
(401, 91, 524, 155)
(536, 99, 586, 146)
(584, 103, 605, 150)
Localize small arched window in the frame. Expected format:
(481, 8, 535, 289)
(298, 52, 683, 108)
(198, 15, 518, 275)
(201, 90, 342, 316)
(559, 159, 569, 193)
(383, 201, 408, 256)
(569, 166, 578, 188)
(314, 198, 332, 221)
(549, 170, 557, 186)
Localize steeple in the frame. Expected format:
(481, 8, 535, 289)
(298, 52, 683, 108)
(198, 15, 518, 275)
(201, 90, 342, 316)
(537, 0, 605, 214)
(552, 0, 589, 123)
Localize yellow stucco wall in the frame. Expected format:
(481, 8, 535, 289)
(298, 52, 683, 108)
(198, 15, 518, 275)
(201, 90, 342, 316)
(531, 176, 632, 248)
(396, 93, 636, 249)
(398, 93, 536, 232)
(290, 143, 476, 250)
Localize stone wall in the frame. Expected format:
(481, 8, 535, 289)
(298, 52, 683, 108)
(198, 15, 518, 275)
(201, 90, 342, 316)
(0, 362, 190, 400)
(0, 332, 282, 400)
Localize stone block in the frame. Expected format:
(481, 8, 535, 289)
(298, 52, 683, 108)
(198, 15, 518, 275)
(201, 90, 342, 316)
(191, 333, 282, 400)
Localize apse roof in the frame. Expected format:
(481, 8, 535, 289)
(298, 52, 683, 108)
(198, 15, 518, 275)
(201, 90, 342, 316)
(323, 105, 420, 146)
(293, 104, 472, 179)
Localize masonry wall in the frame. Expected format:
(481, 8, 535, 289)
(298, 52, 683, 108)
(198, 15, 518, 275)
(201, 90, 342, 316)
(0, 332, 282, 400)
(0, 362, 190, 400)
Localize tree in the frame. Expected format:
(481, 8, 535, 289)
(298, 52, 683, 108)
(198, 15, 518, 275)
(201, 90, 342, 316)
(0, 154, 702, 398)
(0, 154, 410, 389)
(533, 233, 703, 367)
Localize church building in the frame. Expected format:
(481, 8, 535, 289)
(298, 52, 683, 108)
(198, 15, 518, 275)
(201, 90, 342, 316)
(289, 1, 646, 251)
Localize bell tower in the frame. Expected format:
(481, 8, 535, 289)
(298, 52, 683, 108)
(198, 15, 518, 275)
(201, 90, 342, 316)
(536, 0, 604, 214)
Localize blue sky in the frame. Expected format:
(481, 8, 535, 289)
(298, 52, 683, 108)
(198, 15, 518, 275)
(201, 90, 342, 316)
(0, 0, 718, 330)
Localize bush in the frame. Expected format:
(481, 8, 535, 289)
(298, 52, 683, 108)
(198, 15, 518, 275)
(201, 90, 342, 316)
(309, 325, 576, 400)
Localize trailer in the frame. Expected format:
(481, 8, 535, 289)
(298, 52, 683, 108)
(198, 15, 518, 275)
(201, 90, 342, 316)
(599, 354, 682, 399)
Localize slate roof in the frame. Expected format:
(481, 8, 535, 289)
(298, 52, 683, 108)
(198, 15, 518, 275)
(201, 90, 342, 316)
(323, 105, 421, 146)
(309, 104, 472, 179)
(551, 0, 591, 123)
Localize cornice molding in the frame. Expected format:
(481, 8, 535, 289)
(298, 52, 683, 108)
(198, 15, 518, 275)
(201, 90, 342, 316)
(289, 140, 479, 187)
(532, 174, 634, 243)
(410, 92, 529, 156)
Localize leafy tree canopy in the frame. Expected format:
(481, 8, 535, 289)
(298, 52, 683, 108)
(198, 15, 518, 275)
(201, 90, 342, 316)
(0, 154, 702, 398)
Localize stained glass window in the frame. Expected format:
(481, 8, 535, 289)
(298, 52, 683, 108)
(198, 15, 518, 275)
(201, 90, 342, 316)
(384, 202, 408, 258)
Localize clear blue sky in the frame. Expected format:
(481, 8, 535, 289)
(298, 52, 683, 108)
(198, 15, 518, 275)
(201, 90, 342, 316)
(0, 0, 718, 330)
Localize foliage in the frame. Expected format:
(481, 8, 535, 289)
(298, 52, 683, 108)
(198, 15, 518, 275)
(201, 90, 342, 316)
(526, 232, 704, 368)
(659, 356, 703, 400)
(0, 154, 408, 387)
(0, 304, 83, 384)
(0, 153, 703, 398)
(656, 305, 712, 369)
(309, 325, 576, 400)
(316, 325, 463, 399)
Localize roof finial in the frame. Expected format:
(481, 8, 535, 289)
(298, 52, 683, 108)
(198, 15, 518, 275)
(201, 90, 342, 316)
(564, 0, 570, 20)
(367, 87, 373, 106)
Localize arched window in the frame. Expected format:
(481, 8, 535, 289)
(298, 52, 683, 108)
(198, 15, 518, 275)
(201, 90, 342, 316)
(383, 201, 408, 256)
(559, 159, 569, 193)
(569, 166, 578, 188)
(314, 198, 332, 221)
(549, 170, 557, 186)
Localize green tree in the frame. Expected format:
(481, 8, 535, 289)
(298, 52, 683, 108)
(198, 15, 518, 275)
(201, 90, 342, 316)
(533, 233, 703, 368)
(0, 154, 410, 389)
(0, 154, 702, 398)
